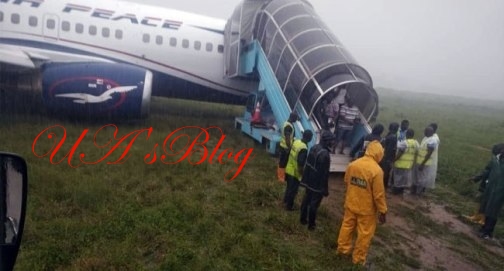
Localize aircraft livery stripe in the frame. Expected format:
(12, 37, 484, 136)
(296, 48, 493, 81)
(187, 25, 225, 35)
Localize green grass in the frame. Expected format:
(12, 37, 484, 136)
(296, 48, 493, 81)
(1, 88, 504, 270)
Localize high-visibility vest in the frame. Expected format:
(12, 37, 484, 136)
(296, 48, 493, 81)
(394, 139, 417, 169)
(280, 121, 294, 149)
(285, 139, 307, 180)
(416, 138, 435, 166)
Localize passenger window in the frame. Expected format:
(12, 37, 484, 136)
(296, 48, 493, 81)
(76, 23, 84, 33)
(115, 29, 123, 40)
(206, 43, 213, 52)
(102, 27, 110, 37)
(182, 39, 189, 48)
(143, 33, 150, 43)
(29, 16, 37, 27)
(156, 35, 163, 45)
(0, 11, 3, 22)
(194, 41, 201, 50)
(218, 44, 224, 53)
(11, 13, 20, 24)
(46, 19, 55, 29)
(169, 37, 177, 47)
(89, 25, 97, 35)
(62, 21, 70, 31)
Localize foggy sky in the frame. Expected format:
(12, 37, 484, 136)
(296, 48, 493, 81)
(126, 0, 504, 101)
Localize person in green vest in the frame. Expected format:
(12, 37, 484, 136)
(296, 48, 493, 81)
(283, 130, 313, 211)
(277, 112, 299, 182)
(391, 129, 419, 195)
(477, 144, 504, 239)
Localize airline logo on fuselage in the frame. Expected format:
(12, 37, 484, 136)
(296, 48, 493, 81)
(55, 85, 138, 104)
(1, 0, 183, 30)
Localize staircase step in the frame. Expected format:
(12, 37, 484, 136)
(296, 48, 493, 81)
(330, 152, 352, 172)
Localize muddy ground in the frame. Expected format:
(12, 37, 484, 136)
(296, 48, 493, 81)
(323, 174, 504, 271)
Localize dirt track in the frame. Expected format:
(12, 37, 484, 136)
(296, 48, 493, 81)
(324, 174, 504, 270)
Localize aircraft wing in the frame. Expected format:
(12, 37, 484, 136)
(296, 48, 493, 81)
(0, 45, 36, 69)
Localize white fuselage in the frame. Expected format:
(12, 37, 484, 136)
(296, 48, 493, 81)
(0, 0, 254, 97)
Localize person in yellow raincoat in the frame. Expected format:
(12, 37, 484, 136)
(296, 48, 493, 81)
(336, 140, 388, 265)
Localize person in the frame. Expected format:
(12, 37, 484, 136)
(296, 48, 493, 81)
(334, 86, 347, 106)
(324, 92, 340, 130)
(391, 129, 419, 195)
(465, 143, 504, 225)
(429, 123, 440, 178)
(350, 123, 384, 159)
(277, 112, 299, 182)
(429, 123, 440, 145)
(336, 141, 387, 266)
(334, 96, 360, 154)
(412, 126, 439, 195)
(397, 120, 409, 141)
(299, 130, 335, 230)
(331, 86, 347, 140)
(380, 122, 399, 190)
(283, 130, 313, 211)
(316, 98, 329, 130)
(477, 144, 504, 239)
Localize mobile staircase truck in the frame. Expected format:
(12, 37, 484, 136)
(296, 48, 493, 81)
(225, 0, 379, 172)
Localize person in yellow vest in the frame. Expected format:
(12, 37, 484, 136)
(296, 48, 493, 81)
(412, 126, 439, 196)
(277, 113, 299, 182)
(336, 141, 387, 266)
(283, 130, 313, 211)
(391, 129, 419, 195)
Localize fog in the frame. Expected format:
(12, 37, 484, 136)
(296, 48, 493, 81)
(126, 0, 504, 101)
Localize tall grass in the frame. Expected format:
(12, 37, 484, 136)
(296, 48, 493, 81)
(1, 92, 357, 270)
(1, 88, 503, 270)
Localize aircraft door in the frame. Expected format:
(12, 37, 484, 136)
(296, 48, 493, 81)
(42, 14, 60, 41)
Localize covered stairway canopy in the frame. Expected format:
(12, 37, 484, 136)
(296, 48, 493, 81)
(226, 0, 379, 125)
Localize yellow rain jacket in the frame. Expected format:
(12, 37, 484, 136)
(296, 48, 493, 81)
(343, 141, 388, 216)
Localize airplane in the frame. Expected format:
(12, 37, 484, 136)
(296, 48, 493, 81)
(1, 0, 379, 164)
(0, 0, 258, 118)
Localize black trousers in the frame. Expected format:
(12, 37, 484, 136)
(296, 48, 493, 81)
(284, 174, 300, 210)
(380, 161, 392, 189)
(300, 189, 323, 227)
(278, 147, 289, 168)
(481, 216, 498, 237)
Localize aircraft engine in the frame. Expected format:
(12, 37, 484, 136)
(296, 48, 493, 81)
(41, 63, 152, 118)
